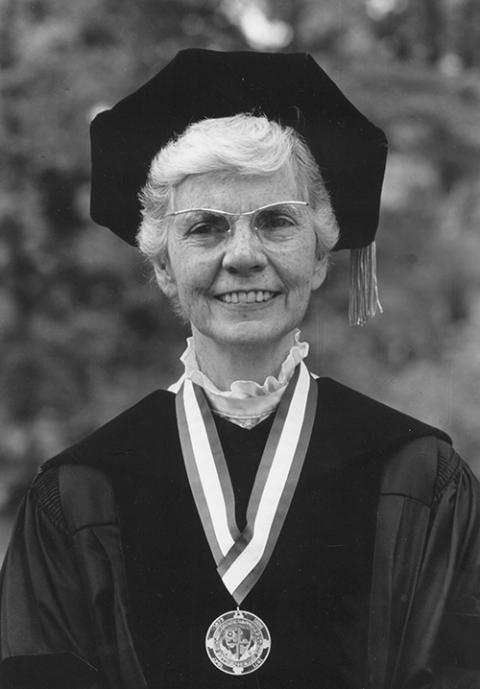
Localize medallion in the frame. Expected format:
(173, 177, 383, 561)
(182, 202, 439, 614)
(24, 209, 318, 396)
(205, 609, 271, 675)
(177, 362, 317, 675)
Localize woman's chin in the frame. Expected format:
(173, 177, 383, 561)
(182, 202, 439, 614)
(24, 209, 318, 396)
(197, 320, 297, 351)
(190, 297, 304, 350)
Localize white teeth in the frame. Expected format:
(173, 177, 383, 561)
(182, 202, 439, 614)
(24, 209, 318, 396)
(218, 290, 276, 303)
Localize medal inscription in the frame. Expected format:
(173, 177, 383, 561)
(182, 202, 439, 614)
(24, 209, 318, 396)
(205, 609, 271, 675)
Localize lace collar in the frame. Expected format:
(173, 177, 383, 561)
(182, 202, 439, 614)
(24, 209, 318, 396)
(168, 330, 309, 428)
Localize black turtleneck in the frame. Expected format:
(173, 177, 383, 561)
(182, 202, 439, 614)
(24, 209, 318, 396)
(213, 412, 274, 531)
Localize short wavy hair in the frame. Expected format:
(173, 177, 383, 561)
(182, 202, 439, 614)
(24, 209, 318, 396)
(137, 114, 339, 265)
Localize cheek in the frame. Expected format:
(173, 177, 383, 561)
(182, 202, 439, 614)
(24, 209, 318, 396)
(173, 259, 215, 308)
(273, 246, 317, 290)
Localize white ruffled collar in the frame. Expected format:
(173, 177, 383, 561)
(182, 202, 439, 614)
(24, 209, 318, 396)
(168, 331, 309, 427)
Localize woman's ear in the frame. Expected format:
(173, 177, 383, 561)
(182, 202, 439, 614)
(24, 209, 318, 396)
(153, 259, 178, 298)
(311, 254, 328, 292)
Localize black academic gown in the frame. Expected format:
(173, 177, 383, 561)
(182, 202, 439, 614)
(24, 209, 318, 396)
(1, 377, 480, 689)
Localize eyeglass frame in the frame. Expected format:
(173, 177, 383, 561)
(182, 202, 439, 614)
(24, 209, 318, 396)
(161, 200, 309, 230)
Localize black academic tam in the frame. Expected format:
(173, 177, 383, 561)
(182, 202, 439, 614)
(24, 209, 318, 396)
(90, 50, 387, 251)
(1, 379, 480, 689)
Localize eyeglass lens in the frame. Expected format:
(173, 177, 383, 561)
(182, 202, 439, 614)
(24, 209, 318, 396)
(176, 203, 308, 244)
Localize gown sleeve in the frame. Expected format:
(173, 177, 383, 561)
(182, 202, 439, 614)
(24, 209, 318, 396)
(434, 458, 480, 688)
(0, 471, 102, 689)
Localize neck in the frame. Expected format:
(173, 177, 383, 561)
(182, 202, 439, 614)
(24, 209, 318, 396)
(191, 328, 298, 390)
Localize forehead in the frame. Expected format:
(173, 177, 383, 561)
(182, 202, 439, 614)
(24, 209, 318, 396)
(173, 164, 300, 213)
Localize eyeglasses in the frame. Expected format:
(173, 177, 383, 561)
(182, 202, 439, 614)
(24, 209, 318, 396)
(162, 201, 310, 246)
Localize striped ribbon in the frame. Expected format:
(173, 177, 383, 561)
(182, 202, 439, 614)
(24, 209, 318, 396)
(176, 361, 317, 604)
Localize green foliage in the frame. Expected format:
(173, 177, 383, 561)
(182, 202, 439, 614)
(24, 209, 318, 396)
(1, 0, 480, 512)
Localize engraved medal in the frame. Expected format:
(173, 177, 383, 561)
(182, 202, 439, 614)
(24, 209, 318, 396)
(205, 609, 271, 675)
(176, 362, 317, 674)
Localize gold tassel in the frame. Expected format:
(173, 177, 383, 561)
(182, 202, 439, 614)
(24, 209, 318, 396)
(348, 241, 383, 326)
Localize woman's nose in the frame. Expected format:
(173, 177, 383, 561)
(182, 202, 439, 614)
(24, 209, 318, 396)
(221, 222, 268, 275)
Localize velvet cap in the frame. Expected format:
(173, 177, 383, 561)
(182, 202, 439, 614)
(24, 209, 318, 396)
(90, 49, 387, 251)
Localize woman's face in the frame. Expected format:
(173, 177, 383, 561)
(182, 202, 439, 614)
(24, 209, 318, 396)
(156, 164, 327, 350)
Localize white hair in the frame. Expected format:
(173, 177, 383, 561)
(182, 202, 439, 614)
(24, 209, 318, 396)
(137, 114, 339, 264)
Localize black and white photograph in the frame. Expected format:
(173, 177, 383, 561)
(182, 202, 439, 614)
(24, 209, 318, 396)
(1, 1, 480, 687)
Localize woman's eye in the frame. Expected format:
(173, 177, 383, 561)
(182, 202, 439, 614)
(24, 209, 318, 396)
(257, 212, 296, 231)
(189, 223, 216, 235)
(186, 214, 228, 236)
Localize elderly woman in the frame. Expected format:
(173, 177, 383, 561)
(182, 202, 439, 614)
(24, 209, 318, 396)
(1, 50, 480, 689)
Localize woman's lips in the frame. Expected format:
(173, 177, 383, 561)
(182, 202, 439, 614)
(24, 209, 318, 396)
(216, 290, 278, 304)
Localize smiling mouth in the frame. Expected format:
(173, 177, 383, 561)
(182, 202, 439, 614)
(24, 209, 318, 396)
(216, 290, 279, 304)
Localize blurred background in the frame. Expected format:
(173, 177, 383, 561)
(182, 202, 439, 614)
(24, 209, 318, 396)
(1, 0, 480, 556)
